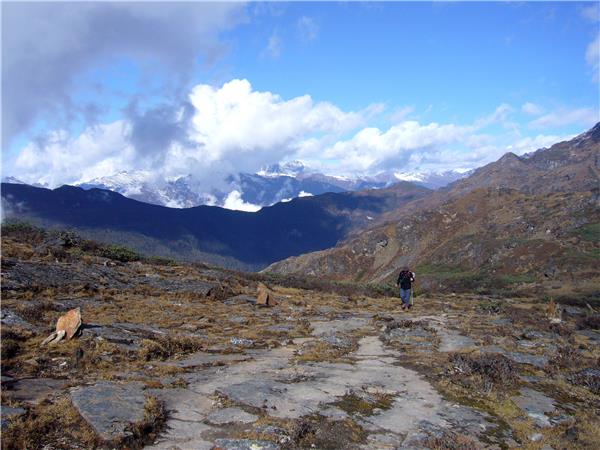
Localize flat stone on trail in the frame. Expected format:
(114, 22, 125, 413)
(70, 381, 147, 442)
(310, 317, 368, 336)
(224, 295, 257, 306)
(213, 439, 280, 450)
(437, 329, 476, 352)
(4, 378, 69, 405)
(206, 407, 258, 425)
(160, 351, 251, 368)
(512, 388, 557, 428)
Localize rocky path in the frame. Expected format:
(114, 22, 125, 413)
(138, 314, 503, 450)
(2, 241, 599, 449)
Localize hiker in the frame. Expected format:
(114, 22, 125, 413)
(396, 267, 415, 310)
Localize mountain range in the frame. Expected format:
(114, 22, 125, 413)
(3, 163, 468, 210)
(266, 123, 600, 293)
(2, 124, 598, 293)
(1, 179, 429, 271)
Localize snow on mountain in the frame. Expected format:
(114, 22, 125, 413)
(7, 164, 469, 211)
(393, 169, 471, 189)
(257, 160, 307, 177)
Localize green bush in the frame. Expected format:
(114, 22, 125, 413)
(1, 220, 46, 243)
(98, 244, 141, 262)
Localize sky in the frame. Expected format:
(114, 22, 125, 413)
(1, 1, 599, 190)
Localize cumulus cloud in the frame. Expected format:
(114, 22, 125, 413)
(529, 107, 599, 129)
(1, 2, 246, 147)
(222, 190, 262, 212)
(507, 134, 573, 155)
(5, 77, 582, 199)
(314, 121, 478, 174)
(6, 79, 367, 189)
(11, 121, 136, 187)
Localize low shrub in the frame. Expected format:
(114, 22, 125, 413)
(98, 244, 141, 262)
(448, 353, 518, 391)
(577, 314, 600, 330)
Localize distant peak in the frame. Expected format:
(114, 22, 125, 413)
(497, 152, 523, 163)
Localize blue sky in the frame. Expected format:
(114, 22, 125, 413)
(2, 1, 599, 188)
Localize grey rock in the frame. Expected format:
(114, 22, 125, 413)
(0, 310, 36, 330)
(224, 295, 257, 306)
(113, 322, 166, 337)
(265, 324, 295, 333)
(144, 278, 218, 296)
(320, 333, 353, 349)
(4, 378, 69, 405)
(437, 330, 476, 352)
(70, 381, 147, 442)
(160, 351, 251, 368)
(512, 388, 556, 428)
(206, 407, 258, 425)
(1, 405, 26, 430)
(212, 439, 280, 450)
(253, 424, 289, 439)
(310, 317, 367, 336)
(504, 351, 549, 368)
(491, 317, 512, 326)
(230, 337, 254, 347)
(576, 329, 600, 344)
(80, 324, 138, 350)
(229, 316, 249, 325)
(480, 345, 549, 368)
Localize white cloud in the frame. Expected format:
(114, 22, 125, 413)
(186, 79, 363, 170)
(389, 106, 414, 123)
(474, 103, 513, 128)
(521, 102, 544, 116)
(297, 16, 319, 42)
(586, 33, 600, 83)
(529, 107, 599, 129)
(12, 121, 136, 187)
(507, 134, 572, 155)
(5, 80, 591, 200)
(222, 190, 261, 212)
(264, 32, 282, 58)
(298, 191, 313, 197)
(310, 120, 480, 174)
(2, 2, 246, 148)
(6, 79, 367, 190)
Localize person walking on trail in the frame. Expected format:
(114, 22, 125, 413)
(396, 267, 415, 310)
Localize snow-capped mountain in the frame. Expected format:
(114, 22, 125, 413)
(392, 169, 472, 189)
(4, 163, 469, 211)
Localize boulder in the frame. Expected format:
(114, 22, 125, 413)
(70, 381, 147, 442)
(57, 307, 82, 339)
(256, 283, 277, 307)
(212, 439, 280, 450)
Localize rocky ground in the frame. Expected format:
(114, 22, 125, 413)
(1, 229, 600, 449)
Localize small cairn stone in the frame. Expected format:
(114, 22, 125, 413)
(256, 282, 277, 307)
(41, 307, 82, 346)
